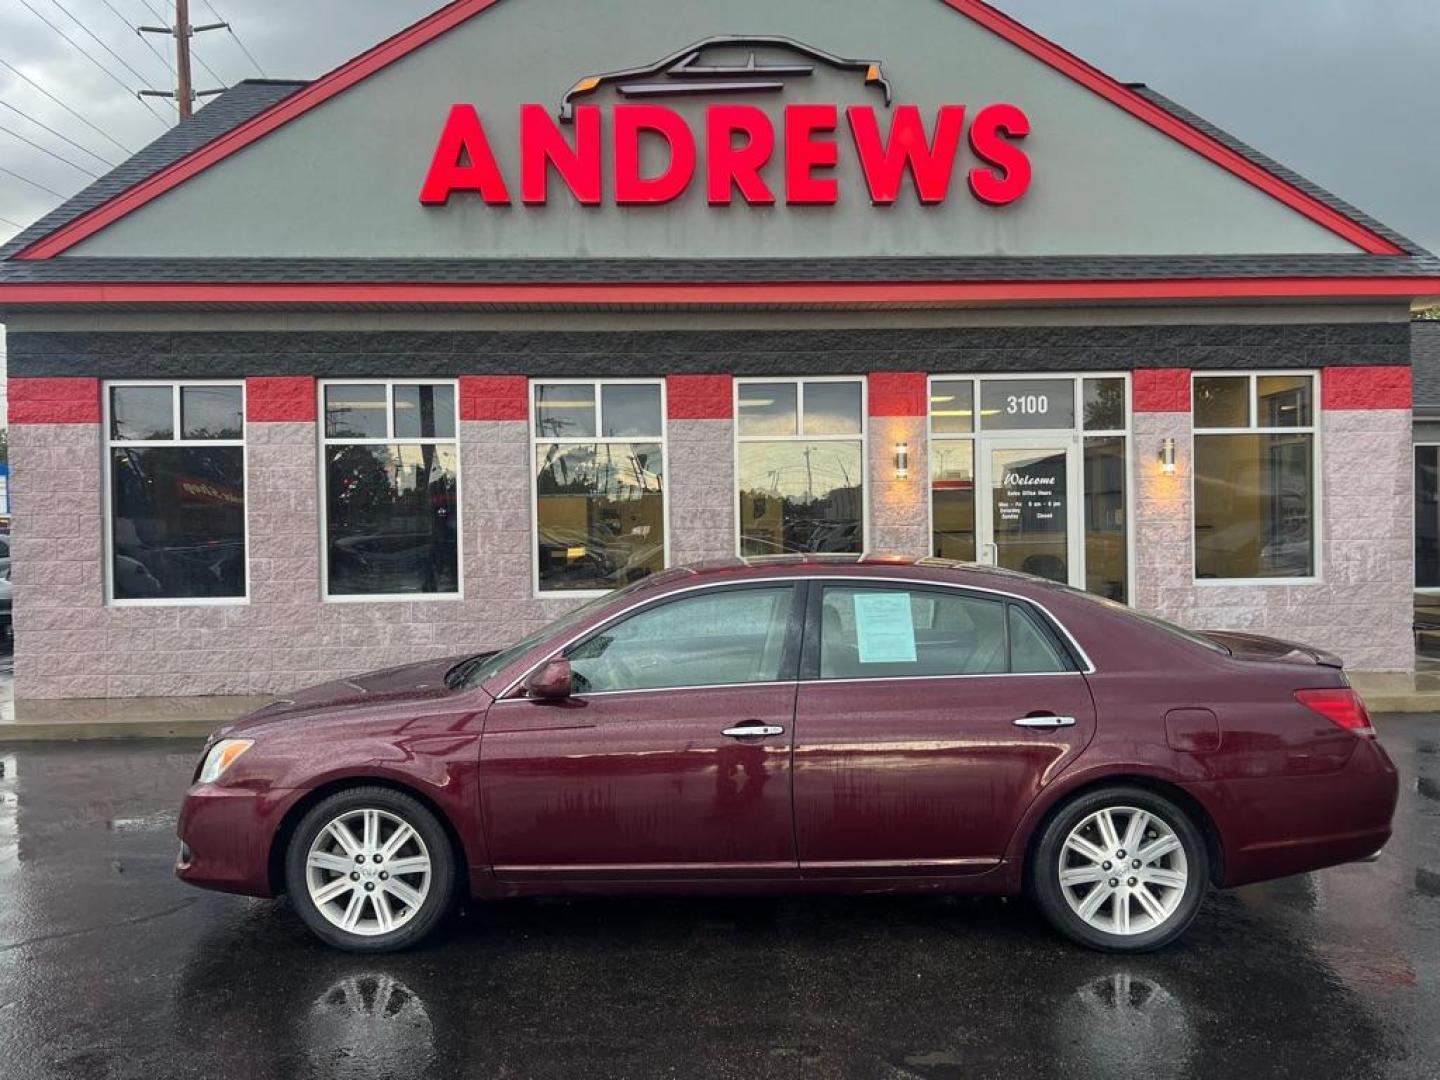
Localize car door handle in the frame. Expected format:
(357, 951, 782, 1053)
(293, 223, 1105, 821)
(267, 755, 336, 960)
(1013, 714, 1077, 729)
(722, 723, 786, 739)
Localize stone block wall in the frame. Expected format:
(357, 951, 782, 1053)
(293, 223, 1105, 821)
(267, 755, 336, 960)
(7, 359, 1417, 699)
(1132, 367, 1414, 673)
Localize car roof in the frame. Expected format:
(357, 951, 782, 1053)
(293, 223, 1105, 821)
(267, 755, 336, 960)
(659, 553, 1063, 593)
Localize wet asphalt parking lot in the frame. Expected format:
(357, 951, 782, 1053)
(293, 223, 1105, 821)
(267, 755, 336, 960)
(0, 720, 1437, 1080)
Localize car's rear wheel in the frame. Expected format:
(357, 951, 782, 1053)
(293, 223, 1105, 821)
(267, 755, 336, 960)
(1031, 786, 1208, 952)
(284, 786, 456, 952)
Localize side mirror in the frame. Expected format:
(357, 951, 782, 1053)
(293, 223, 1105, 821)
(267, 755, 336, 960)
(523, 658, 573, 701)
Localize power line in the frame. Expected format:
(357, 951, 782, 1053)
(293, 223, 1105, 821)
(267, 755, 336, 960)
(0, 56, 136, 156)
(0, 121, 101, 178)
(202, 0, 265, 77)
(0, 162, 67, 199)
(13, 0, 172, 127)
(0, 213, 26, 230)
(0, 98, 119, 168)
(45, 0, 171, 90)
(97, 0, 174, 74)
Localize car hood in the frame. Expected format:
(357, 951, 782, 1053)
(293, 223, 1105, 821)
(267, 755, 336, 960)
(217, 655, 483, 735)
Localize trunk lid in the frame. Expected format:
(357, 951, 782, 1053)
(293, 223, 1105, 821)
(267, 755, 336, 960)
(1199, 630, 1343, 669)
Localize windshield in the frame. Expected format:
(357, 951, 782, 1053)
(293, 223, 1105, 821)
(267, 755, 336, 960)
(455, 576, 662, 690)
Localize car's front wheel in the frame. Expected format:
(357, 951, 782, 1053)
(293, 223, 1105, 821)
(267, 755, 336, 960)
(285, 786, 456, 952)
(1031, 786, 1209, 952)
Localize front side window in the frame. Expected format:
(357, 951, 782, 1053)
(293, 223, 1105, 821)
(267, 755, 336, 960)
(566, 586, 795, 693)
(533, 381, 666, 594)
(321, 381, 459, 598)
(817, 585, 1071, 680)
(737, 379, 865, 557)
(1193, 373, 1316, 580)
(106, 382, 246, 602)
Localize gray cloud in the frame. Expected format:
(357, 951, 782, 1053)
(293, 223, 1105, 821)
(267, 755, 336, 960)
(0, 1, 1434, 252)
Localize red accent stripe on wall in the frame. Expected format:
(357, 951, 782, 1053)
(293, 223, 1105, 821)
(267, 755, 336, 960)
(1132, 369, 1191, 413)
(10, 377, 100, 424)
(460, 375, 528, 421)
(1322, 366, 1413, 410)
(868, 372, 928, 417)
(246, 376, 316, 422)
(667, 375, 733, 420)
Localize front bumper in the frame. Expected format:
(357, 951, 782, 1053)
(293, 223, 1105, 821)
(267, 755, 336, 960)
(175, 782, 299, 898)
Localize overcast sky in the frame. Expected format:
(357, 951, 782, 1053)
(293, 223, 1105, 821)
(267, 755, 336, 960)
(0, 0, 1436, 251)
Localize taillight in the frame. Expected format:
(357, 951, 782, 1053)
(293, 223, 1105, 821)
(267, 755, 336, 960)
(1295, 688, 1376, 736)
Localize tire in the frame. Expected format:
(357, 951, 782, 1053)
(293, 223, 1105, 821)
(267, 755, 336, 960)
(284, 785, 457, 953)
(1030, 786, 1209, 953)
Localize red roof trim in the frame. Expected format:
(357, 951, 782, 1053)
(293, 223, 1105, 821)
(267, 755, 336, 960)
(0, 278, 1437, 307)
(11, 0, 1405, 260)
(943, 0, 1403, 255)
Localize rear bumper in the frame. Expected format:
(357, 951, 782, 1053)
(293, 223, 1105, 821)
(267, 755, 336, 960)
(175, 783, 300, 898)
(1185, 736, 1399, 888)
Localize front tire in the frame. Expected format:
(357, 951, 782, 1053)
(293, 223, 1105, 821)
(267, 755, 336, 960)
(285, 786, 456, 953)
(1031, 786, 1209, 952)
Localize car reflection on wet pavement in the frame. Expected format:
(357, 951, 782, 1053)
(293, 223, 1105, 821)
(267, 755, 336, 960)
(1, 722, 1437, 1080)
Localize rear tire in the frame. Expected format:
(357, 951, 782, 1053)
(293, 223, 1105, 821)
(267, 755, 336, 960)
(1031, 786, 1208, 952)
(285, 786, 456, 953)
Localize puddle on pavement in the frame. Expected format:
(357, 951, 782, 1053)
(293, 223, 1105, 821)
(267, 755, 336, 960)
(1417, 776, 1440, 802)
(1417, 868, 1440, 898)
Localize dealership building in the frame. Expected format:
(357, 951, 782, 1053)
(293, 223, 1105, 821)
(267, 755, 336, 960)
(1, 0, 1437, 700)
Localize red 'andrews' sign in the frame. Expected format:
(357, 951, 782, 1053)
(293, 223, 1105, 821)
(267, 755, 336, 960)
(419, 103, 1031, 208)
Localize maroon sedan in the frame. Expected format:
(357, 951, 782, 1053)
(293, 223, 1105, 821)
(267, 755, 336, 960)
(176, 556, 1398, 953)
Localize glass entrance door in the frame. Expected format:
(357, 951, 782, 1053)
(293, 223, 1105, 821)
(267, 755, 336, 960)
(978, 438, 1081, 586)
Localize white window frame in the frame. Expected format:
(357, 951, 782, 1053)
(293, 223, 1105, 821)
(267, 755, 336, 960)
(733, 375, 870, 559)
(317, 378, 463, 604)
(102, 379, 250, 608)
(529, 377, 671, 601)
(1415, 442, 1440, 594)
(1191, 370, 1322, 587)
(925, 373, 1135, 605)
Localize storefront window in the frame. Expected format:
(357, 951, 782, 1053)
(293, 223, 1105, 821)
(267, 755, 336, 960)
(737, 379, 865, 556)
(533, 381, 666, 594)
(1194, 372, 1316, 580)
(106, 382, 247, 603)
(321, 382, 459, 598)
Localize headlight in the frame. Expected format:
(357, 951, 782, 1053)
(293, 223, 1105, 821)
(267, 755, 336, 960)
(198, 739, 253, 784)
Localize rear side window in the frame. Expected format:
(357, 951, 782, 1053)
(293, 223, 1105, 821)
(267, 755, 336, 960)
(567, 586, 795, 693)
(817, 585, 1073, 679)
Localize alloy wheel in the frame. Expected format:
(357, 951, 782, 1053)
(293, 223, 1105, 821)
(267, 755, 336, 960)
(305, 808, 433, 937)
(1057, 805, 1189, 936)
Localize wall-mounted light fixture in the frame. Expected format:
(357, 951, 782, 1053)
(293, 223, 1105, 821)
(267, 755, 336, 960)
(894, 442, 910, 480)
(1158, 437, 1177, 476)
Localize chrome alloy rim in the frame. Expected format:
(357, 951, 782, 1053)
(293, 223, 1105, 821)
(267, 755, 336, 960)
(305, 809, 432, 937)
(1058, 806, 1189, 936)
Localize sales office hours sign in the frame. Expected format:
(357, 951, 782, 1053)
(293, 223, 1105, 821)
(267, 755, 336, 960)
(418, 36, 1033, 208)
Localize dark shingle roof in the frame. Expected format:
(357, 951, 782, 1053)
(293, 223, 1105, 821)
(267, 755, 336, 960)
(1414, 322, 1440, 411)
(2, 254, 1439, 285)
(0, 80, 307, 262)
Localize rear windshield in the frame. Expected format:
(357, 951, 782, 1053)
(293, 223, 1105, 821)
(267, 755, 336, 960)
(1057, 587, 1229, 655)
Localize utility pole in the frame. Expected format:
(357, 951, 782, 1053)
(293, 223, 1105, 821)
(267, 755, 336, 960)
(139, 1, 227, 121)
